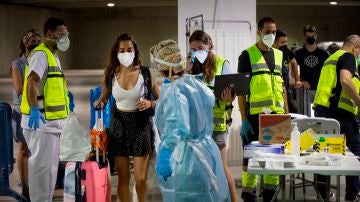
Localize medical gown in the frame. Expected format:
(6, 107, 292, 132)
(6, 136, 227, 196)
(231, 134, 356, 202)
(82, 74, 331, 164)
(155, 75, 230, 202)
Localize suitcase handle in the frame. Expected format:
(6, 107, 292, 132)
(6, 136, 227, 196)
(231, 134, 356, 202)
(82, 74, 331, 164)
(94, 110, 105, 163)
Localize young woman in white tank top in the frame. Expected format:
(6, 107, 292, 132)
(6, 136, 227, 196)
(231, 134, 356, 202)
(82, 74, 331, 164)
(94, 33, 159, 202)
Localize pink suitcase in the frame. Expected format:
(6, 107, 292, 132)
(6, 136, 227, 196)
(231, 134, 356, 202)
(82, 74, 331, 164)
(82, 109, 111, 202)
(80, 160, 111, 202)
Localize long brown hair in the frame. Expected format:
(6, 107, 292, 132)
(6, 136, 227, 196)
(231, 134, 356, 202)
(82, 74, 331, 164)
(189, 30, 216, 83)
(104, 33, 141, 89)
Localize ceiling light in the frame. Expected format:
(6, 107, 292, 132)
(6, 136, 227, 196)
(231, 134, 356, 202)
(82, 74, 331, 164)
(330, 1, 338, 5)
(107, 2, 115, 7)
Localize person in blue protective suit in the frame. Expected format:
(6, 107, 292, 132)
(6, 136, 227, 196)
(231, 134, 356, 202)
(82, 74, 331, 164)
(188, 30, 238, 202)
(150, 39, 230, 202)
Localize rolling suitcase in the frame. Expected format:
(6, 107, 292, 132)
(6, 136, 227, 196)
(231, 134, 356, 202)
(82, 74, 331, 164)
(0, 102, 24, 200)
(82, 109, 111, 202)
(64, 110, 111, 202)
(63, 162, 82, 202)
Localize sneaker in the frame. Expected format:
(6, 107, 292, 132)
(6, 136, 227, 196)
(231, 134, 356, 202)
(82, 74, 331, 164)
(345, 192, 360, 202)
(329, 191, 336, 201)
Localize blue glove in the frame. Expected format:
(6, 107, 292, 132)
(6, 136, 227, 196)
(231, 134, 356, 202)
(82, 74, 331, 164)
(156, 147, 172, 181)
(68, 91, 75, 112)
(240, 120, 254, 144)
(28, 106, 46, 130)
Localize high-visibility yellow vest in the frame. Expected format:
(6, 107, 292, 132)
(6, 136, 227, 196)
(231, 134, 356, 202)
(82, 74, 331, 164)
(20, 43, 69, 120)
(207, 55, 229, 132)
(338, 73, 360, 114)
(246, 45, 285, 115)
(314, 50, 360, 114)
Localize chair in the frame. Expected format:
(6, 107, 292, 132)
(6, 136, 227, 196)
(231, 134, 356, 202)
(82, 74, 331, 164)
(291, 117, 340, 200)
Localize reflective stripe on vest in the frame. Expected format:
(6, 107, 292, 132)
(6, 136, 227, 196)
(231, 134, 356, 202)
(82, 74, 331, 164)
(338, 71, 360, 114)
(313, 50, 351, 110)
(208, 55, 228, 132)
(20, 43, 69, 120)
(246, 45, 284, 115)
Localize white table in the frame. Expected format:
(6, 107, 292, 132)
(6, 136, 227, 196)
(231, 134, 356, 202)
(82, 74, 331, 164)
(247, 153, 360, 202)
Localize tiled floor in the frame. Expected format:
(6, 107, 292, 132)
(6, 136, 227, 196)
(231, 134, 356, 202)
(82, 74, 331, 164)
(0, 70, 350, 202)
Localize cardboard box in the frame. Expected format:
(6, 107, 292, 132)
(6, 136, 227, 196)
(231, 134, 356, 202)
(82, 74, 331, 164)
(259, 114, 291, 144)
(314, 134, 346, 155)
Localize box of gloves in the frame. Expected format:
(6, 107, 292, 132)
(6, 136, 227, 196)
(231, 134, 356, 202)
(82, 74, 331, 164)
(259, 114, 291, 144)
(243, 141, 284, 158)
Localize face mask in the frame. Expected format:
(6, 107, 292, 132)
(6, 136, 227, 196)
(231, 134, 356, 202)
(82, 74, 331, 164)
(262, 34, 275, 48)
(117, 52, 135, 67)
(27, 44, 39, 52)
(306, 37, 316, 45)
(192, 50, 208, 64)
(56, 35, 70, 52)
(279, 45, 288, 52)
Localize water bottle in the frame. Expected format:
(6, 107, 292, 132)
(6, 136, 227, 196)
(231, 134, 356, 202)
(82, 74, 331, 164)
(290, 123, 301, 157)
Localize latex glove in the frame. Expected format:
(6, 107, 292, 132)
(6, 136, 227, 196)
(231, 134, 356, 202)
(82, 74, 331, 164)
(240, 120, 254, 143)
(156, 147, 172, 181)
(68, 91, 75, 112)
(28, 106, 46, 130)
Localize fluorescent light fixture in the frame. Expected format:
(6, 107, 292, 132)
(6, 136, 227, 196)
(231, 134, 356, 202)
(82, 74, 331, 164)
(107, 2, 115, 7)
(330, 1, 338, 5)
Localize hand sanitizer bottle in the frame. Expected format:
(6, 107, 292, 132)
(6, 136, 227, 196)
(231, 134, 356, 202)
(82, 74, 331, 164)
(291, 123, 301, 157)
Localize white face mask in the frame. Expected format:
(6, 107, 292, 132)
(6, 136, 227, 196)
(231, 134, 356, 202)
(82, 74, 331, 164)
(262, 34, 275, 48)
(117, 52, 135, 67)
(46, 35, 70, 52)
(57, 36, 70, 52)
(192, 50, 208, 64)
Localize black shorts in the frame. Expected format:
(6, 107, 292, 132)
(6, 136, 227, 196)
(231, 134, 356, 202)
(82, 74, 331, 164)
(108, 108, 154, 157)
(12, 109, 26, 143)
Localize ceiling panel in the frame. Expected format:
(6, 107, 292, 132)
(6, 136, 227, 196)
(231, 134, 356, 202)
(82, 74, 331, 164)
(2, 0, 360, 9)
(2, 0, 177, 9)
(258, 0, 360, 6)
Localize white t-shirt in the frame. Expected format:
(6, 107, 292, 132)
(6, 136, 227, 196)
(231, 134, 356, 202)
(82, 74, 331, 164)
(21, 51, 65, 133)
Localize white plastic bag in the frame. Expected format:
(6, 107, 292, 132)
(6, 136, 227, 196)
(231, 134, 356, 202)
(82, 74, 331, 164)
(60, 113, 91, 161)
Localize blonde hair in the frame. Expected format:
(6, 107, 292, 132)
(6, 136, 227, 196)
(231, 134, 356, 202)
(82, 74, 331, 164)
(150, 39, 185, 78)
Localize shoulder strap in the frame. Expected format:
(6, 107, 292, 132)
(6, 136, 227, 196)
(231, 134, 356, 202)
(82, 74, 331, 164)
(140, 66, 153, 100)
(105, 72, 115, 96)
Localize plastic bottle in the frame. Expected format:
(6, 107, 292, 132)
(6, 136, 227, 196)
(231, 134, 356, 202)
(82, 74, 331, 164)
(290, 123, 301, 157)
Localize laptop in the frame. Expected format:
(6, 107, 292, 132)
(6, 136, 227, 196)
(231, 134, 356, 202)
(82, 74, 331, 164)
(214, 72, 251, 99)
